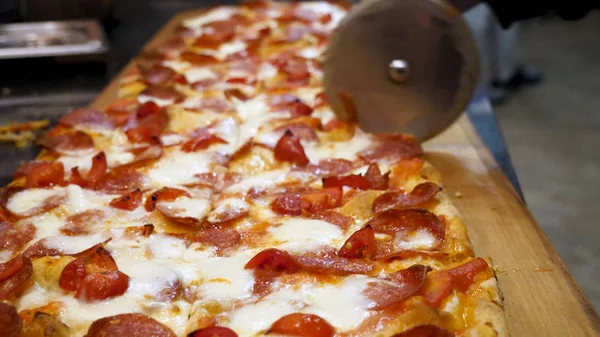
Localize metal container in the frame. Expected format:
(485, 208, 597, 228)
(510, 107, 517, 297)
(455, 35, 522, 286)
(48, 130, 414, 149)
(0, 20, 109, 60)
(19, 0, 113, 22)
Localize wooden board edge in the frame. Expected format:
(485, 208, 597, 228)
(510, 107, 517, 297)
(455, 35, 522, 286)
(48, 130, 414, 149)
(456, 118, 600, 329)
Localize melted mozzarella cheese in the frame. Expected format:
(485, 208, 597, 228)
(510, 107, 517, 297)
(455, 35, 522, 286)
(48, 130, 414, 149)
(298, 46, 323, 59)
(395, 230, 437, 251)
(147, 150, 213, 187)
(138, 95, 174, 107)
(227, 276, 372, 335)
(58, 150, 134, 173)
(304, 132, 371, 163)
(184, 67, 217, 83)
(225, 169, 288, 194)
(64, 184, 113, 214)
(183, 7, 238, 29)
(188, 250, 255, 301)
(268, 218, 343, 253)
(159, 197, 212, 220)
(207, 197, 250, 223)
(257, 62, 278, 80)
(43, 234, 107, 254)
(6, 188, 63, 216)
(163, 60, 192, 73)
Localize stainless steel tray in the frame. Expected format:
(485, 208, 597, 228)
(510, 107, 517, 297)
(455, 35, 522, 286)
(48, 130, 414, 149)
(0, 20, 109, 60)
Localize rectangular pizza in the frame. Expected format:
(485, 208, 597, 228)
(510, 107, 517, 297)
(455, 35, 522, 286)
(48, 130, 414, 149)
(0, 1, 508, 337)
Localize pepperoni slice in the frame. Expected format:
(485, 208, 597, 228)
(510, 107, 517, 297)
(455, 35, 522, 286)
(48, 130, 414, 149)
(296, 159, 355, 178)
(372, 182, 442, 213)
(95, 168, 144, 194)
(180, 51, 219, 66)
(188, 326, 238, 337)
(23, 238, 110, 260)
(145, 187, 191, 212)
(188, 97, 233, 113)
(157, 37, 187, 58)
(189, 228, 241, 251)
(191, 77, 221, 91)
(126, 101, 169, 144)
(245, 248, 301, 273)
(315, 210, 353, 230)
(109, 189, 143, 211)
(274, 130, 309, 166)
(59, 109, 115, 130)
(59, 258, 85, 291)
(139, 65, 177, 86)
(0, 302, 21, 337)
(271, 54, 311, 84)
(76, 270, 129, 302)
(295, 252, 375, 275)
(126, 145, 164, 169)
(25, 161, 65, 188)
(194, 20, 237, 48)
(14, 160, 51, 179)
(365, 208, 445, 247)
(38, 130, 94, 156)
(85, 313, 177, 337)
(421, 258, 490, 307)
(270, 313, 335, 337)
(269, 94, 313, 117)
(0, 222, 35, 254)
(338, 225, 376, 259)
(140, 86, 184, 104)
(363, 163, 389, 190)
(393, 325, 454, 337)
(271, 193, 302, 216)
(0, 256, 32, 300)
(182, 128, 228, 152)
(274, 122, 319, 143)
(364, 265, 429, 310)
(322, 174, 371, 190)
(359, 134, 422, 163)
(62, 209, 105, 236)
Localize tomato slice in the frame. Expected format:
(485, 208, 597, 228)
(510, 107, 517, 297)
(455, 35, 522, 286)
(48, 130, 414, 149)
(187, 326, 238, 337)
(144, 187, 191, 211)
(109, 189, 143, 211)
(182, 129, 228, 152)
(299, 187, 343, 214)
(76, 271, 129, 302)
(338, 225, 376, 259)
(87, 152, 107, 184)
(59, 258, 85, 291)
(270, 313, 335, 337)
(421, 258, 489, 307)
(25, 162, 65, 188)
(274, 131, 309, 166)
(322, 174, 371, 190)
(69, 167, 86, 186)
(245, 248, 300, 273)
(88, 247, 118, 272)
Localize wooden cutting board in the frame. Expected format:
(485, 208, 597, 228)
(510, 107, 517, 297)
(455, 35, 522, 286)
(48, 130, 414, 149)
(89, 9, 600, 337)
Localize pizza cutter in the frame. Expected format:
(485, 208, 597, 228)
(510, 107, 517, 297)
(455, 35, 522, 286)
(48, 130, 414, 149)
(323, 0, 480, 141)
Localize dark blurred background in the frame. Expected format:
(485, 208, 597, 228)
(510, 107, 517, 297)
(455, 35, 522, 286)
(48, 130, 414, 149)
(0, 0, 598, 311)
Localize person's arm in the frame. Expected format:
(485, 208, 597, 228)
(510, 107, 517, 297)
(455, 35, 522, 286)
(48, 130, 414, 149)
(481, 1, 600, 28)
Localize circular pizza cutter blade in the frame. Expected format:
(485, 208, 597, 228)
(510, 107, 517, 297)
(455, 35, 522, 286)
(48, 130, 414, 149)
(323, 0, 480, 141)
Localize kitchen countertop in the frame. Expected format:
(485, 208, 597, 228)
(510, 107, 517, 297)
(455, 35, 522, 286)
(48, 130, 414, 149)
(0, 0, 523, 198)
